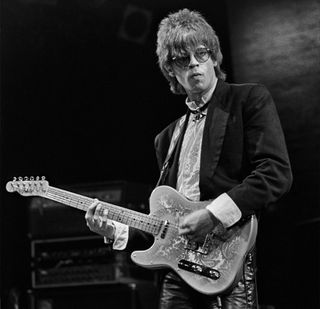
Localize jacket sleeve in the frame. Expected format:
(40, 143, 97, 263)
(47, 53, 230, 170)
(154, 133, 165, 170)
(227, 84, 293, 216)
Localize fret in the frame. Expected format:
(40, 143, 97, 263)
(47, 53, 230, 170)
(120, 214, 129, 225)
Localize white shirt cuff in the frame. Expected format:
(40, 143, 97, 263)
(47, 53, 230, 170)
(206, 193, 242, 228)
(104, 221, 129, 250)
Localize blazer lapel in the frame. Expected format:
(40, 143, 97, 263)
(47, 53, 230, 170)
(165, 111, 191, 187)
(200, 80, 230, 197)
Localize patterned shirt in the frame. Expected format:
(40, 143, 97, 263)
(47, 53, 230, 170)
(176, 80, 217, 201)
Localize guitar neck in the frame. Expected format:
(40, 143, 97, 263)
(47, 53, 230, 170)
(45, 186, 161, 236)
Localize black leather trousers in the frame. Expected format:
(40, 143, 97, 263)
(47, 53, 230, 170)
(159, 248, 258, 309)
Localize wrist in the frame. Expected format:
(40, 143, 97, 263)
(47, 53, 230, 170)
(206, 209, 220, 227)
(104, 222, 115, 245)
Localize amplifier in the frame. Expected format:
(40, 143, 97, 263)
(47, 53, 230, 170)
(31, 235, 155, 289)
(28, 281, 158, 309)
(28, 181, 152, 239)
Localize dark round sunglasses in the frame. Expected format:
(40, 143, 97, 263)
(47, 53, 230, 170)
(171, 47, 212, 69)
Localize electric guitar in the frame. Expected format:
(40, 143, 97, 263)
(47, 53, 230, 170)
(6, 177, 258, 295)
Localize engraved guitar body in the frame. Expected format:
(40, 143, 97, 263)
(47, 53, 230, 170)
(6, 177, 258, 295)
(132, 186, 258, 295)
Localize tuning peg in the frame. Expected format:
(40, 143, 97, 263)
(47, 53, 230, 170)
(41, 176, 46, 180)
(24, 176, 29, 181)
(13, 177, 17, 181)
(30, 176, 34, 181)
(36, 176, 40, 181)
(18, 177, 23, 181)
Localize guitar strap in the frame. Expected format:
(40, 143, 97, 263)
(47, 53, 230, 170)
(156, 112, 190, 186)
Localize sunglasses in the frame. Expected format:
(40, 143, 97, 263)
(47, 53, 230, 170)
(170, 47, 212, 69)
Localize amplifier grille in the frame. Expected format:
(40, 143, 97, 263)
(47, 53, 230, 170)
(31, 235, 154, 288)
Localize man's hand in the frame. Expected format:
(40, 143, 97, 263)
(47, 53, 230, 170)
(179, 209, 225, 242)
(85, 199, 115, 239)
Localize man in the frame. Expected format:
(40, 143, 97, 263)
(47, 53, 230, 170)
(85, 8, 292, 309)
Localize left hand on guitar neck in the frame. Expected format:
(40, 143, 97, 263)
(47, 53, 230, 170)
(178, 209, 226, 242)
(85, 199, 115, 240)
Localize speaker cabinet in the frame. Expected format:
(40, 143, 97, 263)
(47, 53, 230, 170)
(28, 281, 158, 309)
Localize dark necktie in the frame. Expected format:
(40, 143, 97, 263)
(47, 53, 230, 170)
(189, 101, 209, 121)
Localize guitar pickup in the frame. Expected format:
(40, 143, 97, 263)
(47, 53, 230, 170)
(160, 220, 169, 239)
(178, 259, 220, 280)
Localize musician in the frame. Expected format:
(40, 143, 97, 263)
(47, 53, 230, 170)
(85, 8, 292, 309)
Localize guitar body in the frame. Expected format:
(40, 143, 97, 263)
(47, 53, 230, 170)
(131, 186, 258, 295)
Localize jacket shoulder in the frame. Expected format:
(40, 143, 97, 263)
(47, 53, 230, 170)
(227, 82, 270, 96)
(222, 82, 273, 113)
(155, 117, 181, 146)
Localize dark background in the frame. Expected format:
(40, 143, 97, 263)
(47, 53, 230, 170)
(1, 0, 319, 308)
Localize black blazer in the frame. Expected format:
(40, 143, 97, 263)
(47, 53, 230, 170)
(155, 79, 292, 217)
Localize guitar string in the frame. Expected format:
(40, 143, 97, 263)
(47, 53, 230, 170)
(21, 183, 180, 233)
(21, 182, 178, 233)
(47, 186, 174, 229)
(46, 187, 168, 235)
(20, 182, 177, 229)
(24, 183, 208, 246)
(46, 191, 161, 235)
(18, 179, 209, 237)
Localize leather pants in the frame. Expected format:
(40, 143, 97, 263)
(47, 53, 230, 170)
(159, 248, 258, 309)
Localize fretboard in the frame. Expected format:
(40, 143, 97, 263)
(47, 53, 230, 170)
(45, 186, 162, 236)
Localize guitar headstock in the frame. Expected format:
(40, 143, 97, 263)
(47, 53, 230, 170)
(6, 176, 49, 197)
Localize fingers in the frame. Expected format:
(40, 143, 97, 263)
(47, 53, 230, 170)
(178, 219, 194, 236)
(85, 198, 99, 220)
(178, 212, 207, 242)
(179, 227, 191, 236)
(85, 199, 109, 230)
(84, 199, 116, 240)
(94, 203, 106, 221)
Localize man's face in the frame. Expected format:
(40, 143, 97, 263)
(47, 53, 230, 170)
(170, 46, 217, 99)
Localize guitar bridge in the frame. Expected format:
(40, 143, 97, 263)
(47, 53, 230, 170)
(178, 259, 220, 280)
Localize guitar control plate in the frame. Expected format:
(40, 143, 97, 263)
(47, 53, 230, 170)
(178, 259, 220, 280)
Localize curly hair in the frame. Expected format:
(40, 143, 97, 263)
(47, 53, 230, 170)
(156, 8, 226, 95)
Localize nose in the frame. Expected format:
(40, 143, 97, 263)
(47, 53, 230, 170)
(188, 54, 200, 68)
